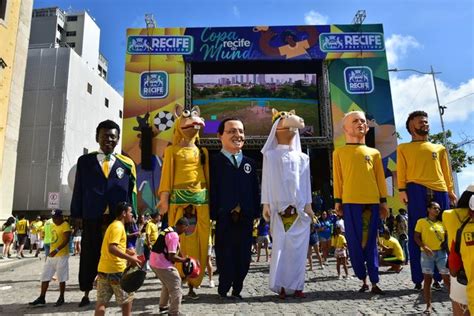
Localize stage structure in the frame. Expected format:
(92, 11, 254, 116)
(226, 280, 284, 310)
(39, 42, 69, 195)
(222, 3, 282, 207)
(123, 24, 401, 214)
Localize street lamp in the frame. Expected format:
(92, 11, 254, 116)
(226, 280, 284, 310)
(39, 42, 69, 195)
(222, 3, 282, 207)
(388, 66, 457, 193)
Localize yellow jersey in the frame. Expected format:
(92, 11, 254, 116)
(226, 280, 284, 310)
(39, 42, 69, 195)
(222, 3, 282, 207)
(145, 221, 159, 246)
(51, 221, 71, 257)
(281, 213, 297, 232)
(332, 234, 347, 249)
(30, 220, 43, 234)
(98, 220, 127, 274)
(458, 220, 474, 313)
(16, 219, 29, 234)
(333, 144, 387, 204)
(414, 218, 446, 251)
(396, 141, 453, 192)
(381, 236, 405, 261)
(442, 208, 470, 249)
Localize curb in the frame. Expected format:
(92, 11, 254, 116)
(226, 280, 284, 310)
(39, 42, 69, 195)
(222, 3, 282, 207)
(0, 257, 38, 273)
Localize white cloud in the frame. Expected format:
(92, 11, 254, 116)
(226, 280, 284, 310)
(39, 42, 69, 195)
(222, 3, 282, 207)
(390, 74, 474, 129)
(304, 10, 329, 25)
(385, 34, 421, 68)
(232, 5, 240, 18)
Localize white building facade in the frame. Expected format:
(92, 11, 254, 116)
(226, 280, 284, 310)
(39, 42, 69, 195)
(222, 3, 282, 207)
(14, 8, 122, 214)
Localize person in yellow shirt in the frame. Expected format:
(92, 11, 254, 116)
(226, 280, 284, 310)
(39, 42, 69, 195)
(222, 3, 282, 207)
(29, 216, 43, 255)
(29, 209, 71, 307)
(397, 110, 456, 290)
(414, 201, 451, 314)
(332, 111, 388, 295)
(144, 212, 160, 271)
(443, 185, 473, 316)
(95, 202, 142, 316)
(15, 214, 29, 259)
(331, 225, 348, 279)
(379, 228, 405, 273)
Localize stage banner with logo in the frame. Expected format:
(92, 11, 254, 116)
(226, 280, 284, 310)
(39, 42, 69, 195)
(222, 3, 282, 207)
(328, 57, 402, 209)
(123, 24, 397, 214)
(124, 27, 189, 214)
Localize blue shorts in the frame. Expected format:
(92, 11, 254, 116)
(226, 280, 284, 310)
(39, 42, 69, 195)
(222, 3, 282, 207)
(309, 233, 319, 246)
(420, 250, 449, 275)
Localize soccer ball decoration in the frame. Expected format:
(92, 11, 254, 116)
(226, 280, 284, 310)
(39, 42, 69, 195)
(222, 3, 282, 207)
(154, 111, 174, 131)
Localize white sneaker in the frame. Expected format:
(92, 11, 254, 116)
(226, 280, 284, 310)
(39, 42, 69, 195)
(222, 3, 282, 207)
(209, 280, 215, 288)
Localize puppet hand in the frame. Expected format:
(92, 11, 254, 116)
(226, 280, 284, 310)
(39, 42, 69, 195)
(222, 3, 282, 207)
(335, 203, 343, 217)
(399, 191, 408, 205)
(379, 203, 389, 220)
(262, 204, 271, 222)
(158, 199, 169, 216)
(448, 191, 457, 205)
(304, 205, 314, 218)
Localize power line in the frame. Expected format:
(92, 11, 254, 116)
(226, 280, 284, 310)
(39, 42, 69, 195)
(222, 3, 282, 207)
(442, 92, 474, 107)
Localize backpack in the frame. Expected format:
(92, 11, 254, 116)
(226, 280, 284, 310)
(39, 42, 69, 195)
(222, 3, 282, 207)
(151, 226, 175, 259)
(453, 217, 471, 285)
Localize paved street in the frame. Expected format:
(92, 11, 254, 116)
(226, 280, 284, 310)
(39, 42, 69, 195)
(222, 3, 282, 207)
(0, 253, 452, 315)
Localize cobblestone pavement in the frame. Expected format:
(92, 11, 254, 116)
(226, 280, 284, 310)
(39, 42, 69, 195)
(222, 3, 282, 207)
(0, 253, 452, 315)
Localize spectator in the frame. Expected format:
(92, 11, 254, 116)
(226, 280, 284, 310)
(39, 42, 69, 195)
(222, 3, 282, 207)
(29, 216, 43, 256)
(256, 217, 271, 263)
(150, 217, 190, 316)
(72, 226, 82, 256)
(414, 201, 450, 314)
(15, 214, 29, 259)
(395, 208, 409, 265)
(94, 202, 142, 316)
(332, 225, 349, 279)
(144, 212, 160, 270)
(379, 227, 405, 273)
(318, 211, 332, 263)
(1, 216, 15, 259)
(307, 215, 323, 270)
(28, 209, 71, 307)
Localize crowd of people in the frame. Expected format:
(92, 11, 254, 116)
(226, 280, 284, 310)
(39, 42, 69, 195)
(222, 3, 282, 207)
(0, 109, 472, 316)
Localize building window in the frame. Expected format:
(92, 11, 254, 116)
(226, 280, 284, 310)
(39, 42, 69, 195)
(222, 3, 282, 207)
(119, 110, 123, 118)
(87, 83, 92, 94)
(0, 0, 7, 21)
(67, 15, 77, 21)
(66, 31, 76, 36)
(56, 38, 60, 44)
(67, 42, 75, 48)
(104, 98, 109, 108)
(83, 148, 88, 155)
(57, 24, 64, 33)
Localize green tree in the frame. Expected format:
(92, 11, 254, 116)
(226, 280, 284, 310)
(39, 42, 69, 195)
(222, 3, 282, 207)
(428, 130, 474, 173)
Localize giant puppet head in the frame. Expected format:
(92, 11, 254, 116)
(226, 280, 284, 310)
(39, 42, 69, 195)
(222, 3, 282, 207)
(261, 108, 304, 154)
(272, 109, 305, 145)
(342, 111, 369, 143)
(172, 103, 205, 145)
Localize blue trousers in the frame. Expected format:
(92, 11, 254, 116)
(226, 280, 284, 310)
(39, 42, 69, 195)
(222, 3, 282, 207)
(406, 183, 449, 285)
(343, 204, 380, 284)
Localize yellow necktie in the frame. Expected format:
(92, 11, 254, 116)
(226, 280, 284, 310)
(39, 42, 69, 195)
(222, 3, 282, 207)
(102, 155, 110, 178)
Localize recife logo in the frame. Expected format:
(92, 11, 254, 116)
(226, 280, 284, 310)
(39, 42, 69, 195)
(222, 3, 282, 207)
(127, 35, 193, 55)
(320, 33, 384, 52)
(140, 71, 168, 99)
(344, 66, 374, 94)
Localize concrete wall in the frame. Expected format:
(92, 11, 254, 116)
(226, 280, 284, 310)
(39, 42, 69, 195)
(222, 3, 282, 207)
(0, 0, 33, 222)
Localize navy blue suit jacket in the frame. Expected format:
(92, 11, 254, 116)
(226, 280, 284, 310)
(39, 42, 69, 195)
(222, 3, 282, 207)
(70, 153, 135, 220)
(210, 152, 261, 224)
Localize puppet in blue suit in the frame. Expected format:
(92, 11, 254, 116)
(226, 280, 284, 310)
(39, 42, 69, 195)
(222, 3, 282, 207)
(71, 120, 137, 307)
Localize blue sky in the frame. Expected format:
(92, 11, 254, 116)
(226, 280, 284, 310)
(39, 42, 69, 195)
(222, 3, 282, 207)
(34, 0, 474, 192)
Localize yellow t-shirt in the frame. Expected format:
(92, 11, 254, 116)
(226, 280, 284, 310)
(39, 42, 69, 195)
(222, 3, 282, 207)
(332, 234, 347, 249)
(381, 236, 405, 261)
(31, 220, 43, 234)
(278, 40, 310, 59)
(98, 220, 127, 274)
(51, 221, 72, 257)
(281, 213, 297, 232)
(333, 144, 387, 204)
(414, 218, 446, 251)
(442, 208, 470, 249)
(146, 221, 159, 246)
(16, 219, 29, 234)
(397, 141, 453, 192)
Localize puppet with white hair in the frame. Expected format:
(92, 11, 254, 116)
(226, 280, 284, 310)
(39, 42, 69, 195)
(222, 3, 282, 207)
(332, 110, 388, 294)
(261, 108, 314, 299)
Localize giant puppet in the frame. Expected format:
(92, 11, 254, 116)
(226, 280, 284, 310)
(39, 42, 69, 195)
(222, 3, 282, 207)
(157, 104, 209, 299)
(261, 109, 314, 299)
(210, 118, 261, 299)
(332, 111, 387, 294)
